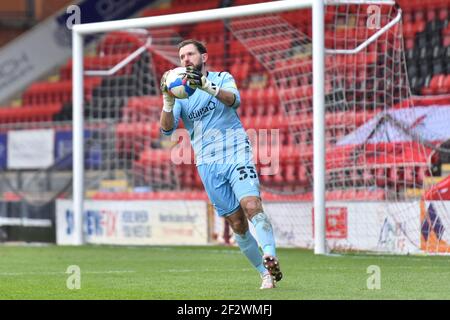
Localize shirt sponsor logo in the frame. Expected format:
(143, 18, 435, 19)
(188, 101, 216, 121)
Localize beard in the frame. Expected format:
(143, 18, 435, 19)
(187, 61, 203, 72)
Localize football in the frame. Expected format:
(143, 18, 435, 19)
(165, 67, 196, 99)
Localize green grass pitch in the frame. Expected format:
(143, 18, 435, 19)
(1, 244, 450, 299)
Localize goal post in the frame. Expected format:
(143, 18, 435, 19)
(72, 30, 84, 245)
(69, 0, 446, 254)
(72, 0, 325, 250)
(312, 0, 326, 254)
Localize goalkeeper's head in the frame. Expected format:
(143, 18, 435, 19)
(178, 39, 208, 73)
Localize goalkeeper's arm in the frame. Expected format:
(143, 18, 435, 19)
(160, 106, 174, 132)
(160, 70, 175, 132)
(184, 66, 237, 107)
(215, 87, 238, 107)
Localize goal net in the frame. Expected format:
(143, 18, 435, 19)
(67, 0, 450, 253)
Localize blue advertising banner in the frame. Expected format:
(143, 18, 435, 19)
(55, 0, 157, 46)
(54, 130, 102, 169)
(0, 134, 6, 170)
(56, 0, 156, 25)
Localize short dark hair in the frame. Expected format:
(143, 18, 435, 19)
(177, 39, 207, 54)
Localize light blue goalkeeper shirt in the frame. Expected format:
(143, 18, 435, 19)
(161, 71, 250, 165)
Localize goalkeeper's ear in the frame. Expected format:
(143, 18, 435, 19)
(201, 53, 208, 64)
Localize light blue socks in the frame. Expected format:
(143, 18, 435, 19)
(251, 212, 276, 257)
(234, 230, 267, 274)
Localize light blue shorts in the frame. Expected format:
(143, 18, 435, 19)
(197, 161, 261, 217)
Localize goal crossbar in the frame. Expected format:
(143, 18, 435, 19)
(72, 0, 396, 35)
(73, 0, 314, 35)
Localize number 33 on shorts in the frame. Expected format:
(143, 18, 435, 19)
(236, 166, 257, 181)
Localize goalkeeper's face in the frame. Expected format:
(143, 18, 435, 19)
(179, 44, 206, 72)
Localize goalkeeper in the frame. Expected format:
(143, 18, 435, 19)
(160, 39, 282, 289)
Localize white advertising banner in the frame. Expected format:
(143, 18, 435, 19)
(56, 198, 440, 254)
(7, 129, 54, 169)
(56, 200, 208, 245)
(263, 201, 422, 254)
(342, 202, 421, 254)
(262, 202, 313, 248)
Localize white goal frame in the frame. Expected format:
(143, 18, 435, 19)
(72, 0, 398, 253)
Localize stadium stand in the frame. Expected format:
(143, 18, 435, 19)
(1, 0, 450, 204)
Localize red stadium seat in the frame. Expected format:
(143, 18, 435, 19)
(433, 75, 450, 95)
(422, 74, 445, 95)
(140, 7, 178, 18)
(284, 164, 297, 184)
(403, 11, 414, 23)
(228, 40, 247, 56)
(405, 37, 415, 50)
(403, 22, 425, 38)
(115, 122, 161, 156)
(443, 75, 450, 94)
(122, 96, 161, 122)
(91, 190, 209, 201)
(387, 167, 401, 187)
(190, 21, 224, 35)
(0, 104, 62, 123)
(23, 78, 102, 105)
(326, 190, 344, 201)
(438, 6, 448, 21)
(97, 32, 146, 55)
(442, 22, 450, 47)
(230, 61, 250, 85)
(359, 189, 386, 200)
(414, 9, 425, 23)
(416, 166, 428, 185)
(426, 8, 437, 21)
(404, 166, 416, 186)
(397, 0, 445, 11)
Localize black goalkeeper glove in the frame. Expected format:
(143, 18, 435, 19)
(184, 66, 219, 97)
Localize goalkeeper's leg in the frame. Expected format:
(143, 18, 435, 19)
(225, 208, 267, 276)
(197, 164, 272, 286)
(225, 208, 275, 289)
(228, 161, 283, 283)
(241, 196, 283, 282)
